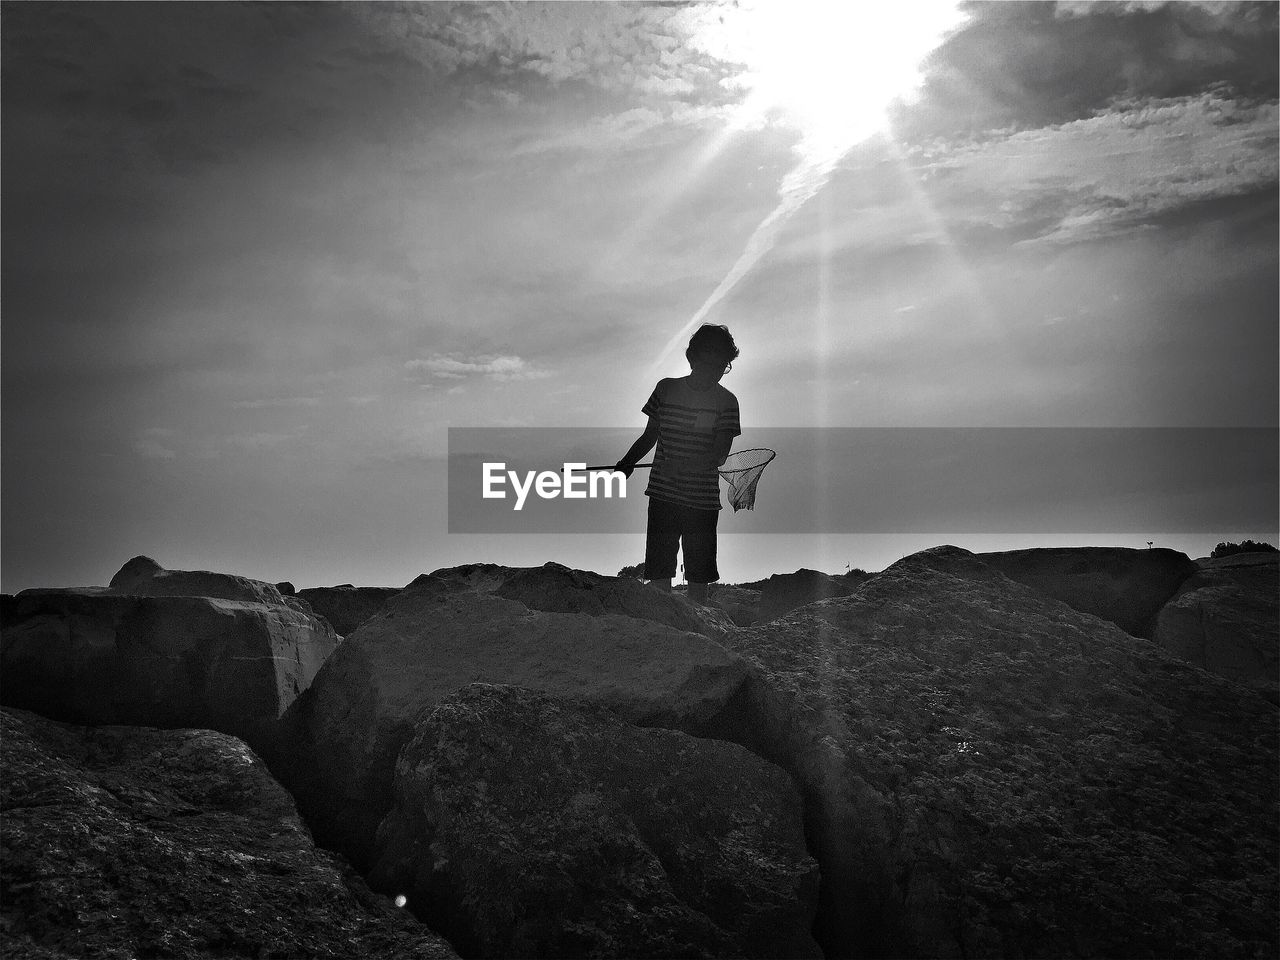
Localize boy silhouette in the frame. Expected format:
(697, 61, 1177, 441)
(616, 324, 740, 604)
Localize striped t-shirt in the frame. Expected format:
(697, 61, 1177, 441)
(642, 377, 741, 510)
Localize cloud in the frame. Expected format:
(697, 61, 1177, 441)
(131, 427, 299, 459)
(350, 2, 732, 106)
(724, 85, 1274, 272)
(0, 3, 498, 185)
(405, 354, 550, 384)
(1053, 1, 1265, 22)
(230, 397, 321, 409)
(771, 93, 1276, 261)
(133, 429, 178, 461)
(510, 106, 667, 156)
(934, 93, 1278, 246)
(899, 1, 1277, 138)
(225, 433, 293, 451)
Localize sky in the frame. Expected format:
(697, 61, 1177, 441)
(3, 0, 1277, 591)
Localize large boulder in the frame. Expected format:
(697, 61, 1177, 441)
(1152, 551, 1279, 697)
(369, 684, 820, 959)
(1, 588, 338, 750)
(758, 569, 860, 622)
(416, 562, 525, 594)
(1199, 551, 1280, 571)
(274, 581, 750, 871)
(977, 546, 1197, 637)
(494, 562, 725, 634)
(297, 585, 403, 636)
(397, 561, 729, 635)
(0, 707, 456, 960)
(108, 555, 289, 606)
(710, 546, 1278, 959)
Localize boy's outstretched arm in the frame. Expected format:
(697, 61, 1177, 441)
(615, 417, 659, 477)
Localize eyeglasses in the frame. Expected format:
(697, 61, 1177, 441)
(694, 353, 732, 372)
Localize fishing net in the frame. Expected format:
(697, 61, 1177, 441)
(718, 448, 776, 512)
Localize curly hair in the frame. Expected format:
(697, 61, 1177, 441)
(685, 324, 740, 366)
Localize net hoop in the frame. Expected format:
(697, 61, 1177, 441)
(717, 447, 776, 512)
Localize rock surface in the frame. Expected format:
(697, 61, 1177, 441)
(977, 546, 1197, 637)
(108, 555, 290, 606)
(1, 588, 338, 749)
(711, 546, 1278, 959)
(1199, 551, 1280, 570)
(370, 684, 820, 959)
(393, 562, 734, 634)
(0, 707, 456, 960)
(416, 562, 524, 594)
(1152, 551, 1278, 697)
(757, 568, 861, 622)
(708, 583, 762, 626)
(297, 585, 402, 636)
(8, 546, 1273, 960)
(274, 580, 750, 871)
(494, 562, 724, 635)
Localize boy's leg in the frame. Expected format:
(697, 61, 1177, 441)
(644, 498, 680, 587)
(680, 505, 720, 602)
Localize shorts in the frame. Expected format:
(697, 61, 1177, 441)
(644, 497, 720, 584)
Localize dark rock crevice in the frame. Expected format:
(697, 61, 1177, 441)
(686, 671, 900, 959)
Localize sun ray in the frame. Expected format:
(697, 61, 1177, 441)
(649, 1, 970, 375)
(591, 118, 745, 282)
(878, 132, 1010, 353)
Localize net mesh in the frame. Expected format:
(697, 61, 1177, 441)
(717, 448, 776, 512)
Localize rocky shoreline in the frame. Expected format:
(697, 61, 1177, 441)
(3, 547, 1276, 958)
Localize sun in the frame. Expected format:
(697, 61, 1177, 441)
(689, 1, 967, 157)
(644, 1, 970, 376)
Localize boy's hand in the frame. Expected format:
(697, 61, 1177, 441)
(613, 461, 634, 478)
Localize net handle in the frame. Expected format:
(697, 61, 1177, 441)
(583, 449, 776, 473)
